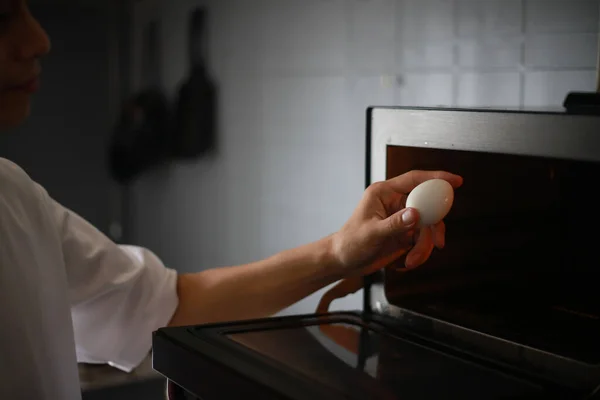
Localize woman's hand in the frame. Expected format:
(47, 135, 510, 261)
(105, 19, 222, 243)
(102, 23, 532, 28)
(331, 170, 463, 276)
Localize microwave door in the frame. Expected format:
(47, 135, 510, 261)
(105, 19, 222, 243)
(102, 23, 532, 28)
(153, 312, 557, 400)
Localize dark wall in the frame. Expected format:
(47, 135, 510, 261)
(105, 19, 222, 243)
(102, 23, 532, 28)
(0, 4, 119, 236)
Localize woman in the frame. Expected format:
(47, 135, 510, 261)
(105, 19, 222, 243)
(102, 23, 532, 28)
(0, 1, 462, 399)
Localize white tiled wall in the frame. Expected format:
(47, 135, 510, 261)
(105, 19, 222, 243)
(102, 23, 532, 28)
(131, 0, 600, 316)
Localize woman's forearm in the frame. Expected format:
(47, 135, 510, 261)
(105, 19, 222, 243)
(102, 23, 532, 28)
(167, 235, 344, 327)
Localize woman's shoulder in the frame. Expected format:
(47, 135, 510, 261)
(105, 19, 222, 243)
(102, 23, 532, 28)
(0, 157, 32, 183)
(0, 158, 43, 208)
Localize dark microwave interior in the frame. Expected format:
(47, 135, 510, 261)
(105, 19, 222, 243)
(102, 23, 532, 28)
(383, 145, 600, 365)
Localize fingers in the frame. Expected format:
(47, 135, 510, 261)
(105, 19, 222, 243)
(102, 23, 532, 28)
(386, 170, 463, 194)
(405, 226, 435, 269)
(379, 207, 419, 237)
(403, 221, 444, 269)
(432, 220, 445, 249)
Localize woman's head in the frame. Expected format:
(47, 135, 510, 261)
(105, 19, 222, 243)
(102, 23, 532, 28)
(0, 0, 50, 129)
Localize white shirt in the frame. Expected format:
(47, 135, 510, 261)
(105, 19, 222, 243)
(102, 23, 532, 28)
(0, 158, 179, 399)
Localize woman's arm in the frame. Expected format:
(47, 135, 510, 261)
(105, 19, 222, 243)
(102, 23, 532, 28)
(42, 167, 460, 371)
(169, 170, 463, 327)
(168, 235, 341, 326)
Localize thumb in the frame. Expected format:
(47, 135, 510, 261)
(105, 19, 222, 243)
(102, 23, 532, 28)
(380, 207, 419, 237)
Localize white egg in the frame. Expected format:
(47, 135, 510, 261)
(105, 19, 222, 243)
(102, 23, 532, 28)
(405, 179, 454, 227)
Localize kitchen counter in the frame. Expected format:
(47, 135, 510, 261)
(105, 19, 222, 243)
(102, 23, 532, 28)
(79, 354, 164, 392)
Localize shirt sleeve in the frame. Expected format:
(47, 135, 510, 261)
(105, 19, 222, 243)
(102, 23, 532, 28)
(41, 186, 180, 373)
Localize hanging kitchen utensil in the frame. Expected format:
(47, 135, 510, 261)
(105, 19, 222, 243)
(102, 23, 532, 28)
(108, 18, 171, 184)
(172, 6, 217, 158)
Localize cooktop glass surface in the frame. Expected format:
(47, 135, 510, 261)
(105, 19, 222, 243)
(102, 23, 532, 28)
(225, 322, 547, 399)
